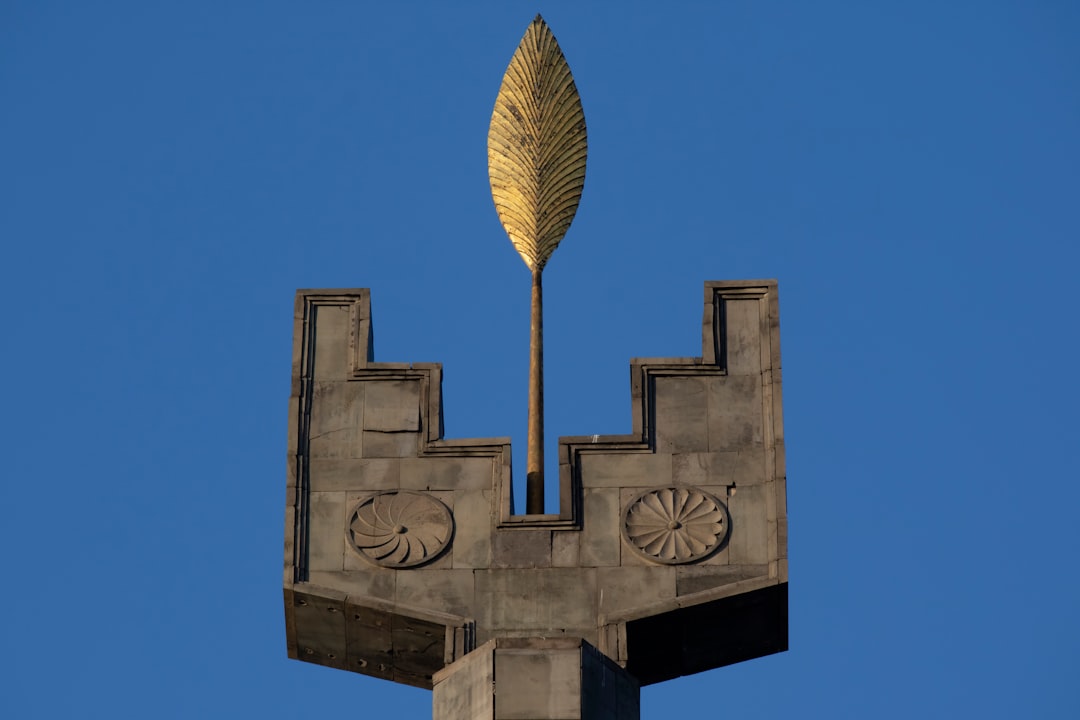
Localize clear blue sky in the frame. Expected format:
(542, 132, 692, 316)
(3, 2, 1077, 717)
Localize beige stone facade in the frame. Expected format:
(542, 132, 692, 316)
(284, 281, 787, 697)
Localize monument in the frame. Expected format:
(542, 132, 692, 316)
(284, 16, 787, 719)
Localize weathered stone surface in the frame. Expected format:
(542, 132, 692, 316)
(308, 569, 395, 601)
(578, 452, 672, 489)
(676, 564, 769, 596)
(450, 490, 493, 569)
(579, 489, 620, 567)
(475, 569, 597, 636)
(309, 457, 399, 492)
(726, 483, 770, 565)
(363, 380, 421, 431)
(400, 456, 495, 491)
(434, 639, 640, 720)
(292, 589, 348, 670)
(707, 375, 764, 451)
(723, 296, 764, 375)
(309, 381, 363, 458)
(396, 569, 476, 619)
(307, 491, 345, 572)
(493, 529, 552, 569)
(432, 640, 494, 720)
(362, 430, 419, 458)
(654, 377, 710, 454)
(597, 566, 676, 618)
(495, 647, 581, 719)
(346, 490, 454, 568)
(551, 529, 581, 568)
(344, 602, 394, 680)
(671, 450, 766, 487)
(285, 282, 788, 701)
(311, 304, 351, 379)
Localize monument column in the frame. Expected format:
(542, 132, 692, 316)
(433, 638, 639, 720)
(283, 17, 788, 720)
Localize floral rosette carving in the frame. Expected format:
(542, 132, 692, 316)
(347, 491, 453, 568)
(622, 487, 730, 564)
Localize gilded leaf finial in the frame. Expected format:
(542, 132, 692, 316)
(488, 16, 587, 514)
(488, 15, 587, 272)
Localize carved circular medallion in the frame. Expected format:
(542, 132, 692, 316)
(347, 491, 453, 568)
(622, 487, 730, 564)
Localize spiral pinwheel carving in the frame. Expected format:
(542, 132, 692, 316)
(347, 491, 453, 568)
(622, 487, 730, 564)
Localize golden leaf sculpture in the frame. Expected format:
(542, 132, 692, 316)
(488, 15, 587, 273)
(488, 15, 588, 514)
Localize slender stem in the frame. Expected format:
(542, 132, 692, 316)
(526, 268, 544, 514)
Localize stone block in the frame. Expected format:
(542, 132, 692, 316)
(436, 639, 640, 720)
(551, 530, 580, 568)
(475, 569, 597, 635)
(724, 297, 763, 375)
(671, 452, 710, 486)
(726, 483, 769, 565)
(493, 529, 552, 569)
(582, 642, 640, 720)
(308, 491, 346, 572)
(396, 569, 476, 619)
(287, 283, 788, 692)
(654, 376, 709, 453)
(597, 566, 675, 618)
(400, 456, 495, 491)
(292, 590, 348, 670)
(312, 304, 351, 380)
(675, 564, 769, 596)
(494, 648, 581, 719)
(579, 451, 672, 489)
(392, 614, 447, 682)
(363, 380, 421, 431)
(309, 458, 400, 492)
(433, 642, 494, 720)
(344, 602, 393, 679)
(733, 449, 767, 485)
(707, 375, 764, 451)
(307, 570, 396, 602)
(362, 430, 419, 458)
(671, 450, 767, 487)
(451, 490, 493, 569)
(309, 381, 363, 459)
(580, 489, 620, 567)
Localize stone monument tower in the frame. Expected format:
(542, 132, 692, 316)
(284, 16, 787, 719)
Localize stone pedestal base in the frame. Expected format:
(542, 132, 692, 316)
(432, 638, 640, 720)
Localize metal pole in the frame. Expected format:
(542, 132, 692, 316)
(526, 268, 544, 514)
